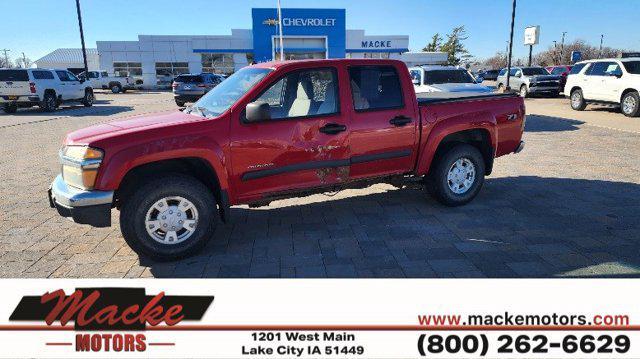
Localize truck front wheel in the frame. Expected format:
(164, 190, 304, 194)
(426, 144, 485, 207)
(120, 174, 218, 261)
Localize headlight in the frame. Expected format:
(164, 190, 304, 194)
(60, 145, 104, 190)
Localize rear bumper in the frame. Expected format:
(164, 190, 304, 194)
(48, 175, 113, 227)
(514, 140, 525, 154)
(0, 95, 40, 104)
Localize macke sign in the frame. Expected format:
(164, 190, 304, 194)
(361, 40, 393, 49)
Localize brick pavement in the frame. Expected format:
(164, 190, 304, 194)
(0, 92, 638, 278)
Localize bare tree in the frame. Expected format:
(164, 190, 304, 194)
(0, 56, 12, 68)
(15, 56, 33, 69)
(533, 39, 624, 66)
(482, 52, 508, 69)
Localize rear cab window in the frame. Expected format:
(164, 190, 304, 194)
(0, 70, 29, 82)
(348, 65, 403, 111)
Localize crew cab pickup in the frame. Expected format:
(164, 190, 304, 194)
(78, 70, 135, 94)
(48, 59, 526, 261)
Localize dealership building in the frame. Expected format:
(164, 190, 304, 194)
(36, 8, 446, 88)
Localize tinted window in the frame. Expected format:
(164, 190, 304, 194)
(55, 70, 70, 81)
(423, 69, 475, 84)
(32, 70, 54, 80)
(254, 68, 338, 119)
(101, 71, 108, 77)
(522, 67, 549, 76)
(349, 66, 403, 111)
(88, 72, 99, 78)
(0, 70, 29, 81)
(587, 62, 616, 76)
(569, 63, 587, 75)
(67, 71, 80, 82)
(499, 69, 507, 76)
(509, 68, 519, 76)
(623, 61, 640, 74)
(175, 75, 204, 83)
(550, 67, 567, 75)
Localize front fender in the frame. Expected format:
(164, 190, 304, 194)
(94, 134, 229, 193)
(415, 111, 497, 176)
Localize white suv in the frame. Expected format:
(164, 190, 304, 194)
(565, 58, 640, 117)
(0, 68, 94, 113)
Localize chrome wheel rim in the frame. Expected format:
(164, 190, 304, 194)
(145, 196, 198, 245)
(623, 96, 636, 114)
(571, 92, 582, 108)
(86, 92, 93, 104)
(520, 86, 527, 97)
(47, 96, 55, 108)
(447, 158, 476, 194)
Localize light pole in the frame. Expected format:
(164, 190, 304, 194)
(553, 40, 557, 65)
(560, 31, 567, 63)
(505, 0, 517, 91)
(75, 0, 89, 75)
(599, 34, 604, 58)
(276, 0, 284, 61)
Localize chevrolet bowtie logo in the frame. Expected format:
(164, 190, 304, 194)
(262, 18, 280, 26)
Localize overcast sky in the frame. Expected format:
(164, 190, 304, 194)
(1, 0, 637, 63)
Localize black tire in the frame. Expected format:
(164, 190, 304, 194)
(621, 91, 640, 117)
(2, 103, 17, 114)
(425, 144, 486, 207)
(81, 89, 94, 107)
(111, 84, 122, 94)
(40, 92, 57, 112)
(120, 174, 218, 261)
(175, 99, 185, 107)
(519, 84, 528, 98)
(570, 89, 587, 111)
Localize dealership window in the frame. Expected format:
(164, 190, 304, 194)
(363, 52, 390, 59)
(201, 54, 234, 75)
(113, 62, 142, 76)
(155, 62, 189, 77)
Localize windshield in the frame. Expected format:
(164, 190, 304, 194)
(522, 67, 549, 76)
(622, 61, 640, 74)
(191, 67, 272, 117)
(423, 69, 475, 84)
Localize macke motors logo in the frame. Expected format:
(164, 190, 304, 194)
(9, 287, 214, 353)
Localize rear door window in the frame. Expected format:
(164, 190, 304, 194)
(587, 62, 616, 76)
(348, 66, 403, 111)
(32, 70, 54, 80)
(55, 70, 70, 81)
(0, 70, 29, 82)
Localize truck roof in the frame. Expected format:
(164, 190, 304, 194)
(251, 58, 407, 70)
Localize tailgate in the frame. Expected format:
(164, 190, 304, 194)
(0, 70, 30, 97)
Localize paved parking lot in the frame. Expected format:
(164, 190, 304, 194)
(0, 91, 638, 278)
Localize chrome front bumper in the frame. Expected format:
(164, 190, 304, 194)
(48, 175, 114, 227)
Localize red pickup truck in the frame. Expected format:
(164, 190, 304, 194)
(49, 59, 525, 260)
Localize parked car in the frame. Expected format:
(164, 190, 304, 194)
(477, 69, 500, 81)
(78, 70, 136, 93)
(0, 68, 94, 113)
(565, 58, 640, 117)
(172, 73, 225, 106)
(409, 66, 493, 94)
(48, 59, 525, 260)
(496, 66, 561, 97)
(546, 65, 573, 91)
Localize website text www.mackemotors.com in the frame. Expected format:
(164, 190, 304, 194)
(418, 313, 631, 327)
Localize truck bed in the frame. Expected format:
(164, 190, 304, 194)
(416, 91, 518, 105)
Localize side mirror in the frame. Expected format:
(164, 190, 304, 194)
(613, 72, 623, 78)
(245, 101, 271, 123)
(516, 72, 522, 78)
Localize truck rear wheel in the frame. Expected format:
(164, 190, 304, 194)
(426, 144, 485, 207)
(120, 174, 218, 261)
(2, 103, 17, 114)
(81, 89, 94, 107)
(40, 92, 57, 112)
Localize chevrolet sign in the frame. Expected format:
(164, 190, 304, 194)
(263, 18, 336, 27)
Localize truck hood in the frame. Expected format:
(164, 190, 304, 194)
(65, 110, 202, 144)
(429, 83, 494, 93)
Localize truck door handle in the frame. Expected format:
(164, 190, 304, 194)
(319, 123, 347, 135)
(389, 116, 413, 126)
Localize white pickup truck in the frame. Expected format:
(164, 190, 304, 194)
(0, 68, 94, 113)
(78, 70, 135, 94)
